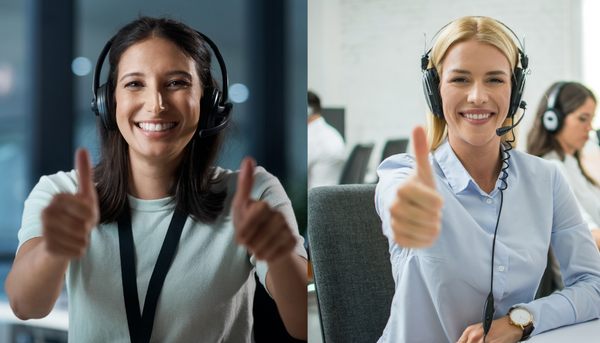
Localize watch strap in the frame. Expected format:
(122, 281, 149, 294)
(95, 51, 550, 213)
(520, 322, 534, 341)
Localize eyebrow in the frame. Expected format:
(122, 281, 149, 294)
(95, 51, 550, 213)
(448, 69, 508, 76)
(119, 70, 194, 82)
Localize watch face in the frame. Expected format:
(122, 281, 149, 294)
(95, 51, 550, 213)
(510, 308, 532, 325)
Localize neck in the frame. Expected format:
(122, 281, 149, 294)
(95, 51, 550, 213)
(308, 114, 321, 124)
(448, 136, 503, 194)
(557, 138, 576, 156)
(128, 149, 184, 200)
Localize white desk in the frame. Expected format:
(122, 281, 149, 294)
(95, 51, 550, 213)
(529, 319, 600, 342)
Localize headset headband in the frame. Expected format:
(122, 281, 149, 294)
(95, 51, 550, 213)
(546, 82, 566, 111)
(92, 30, 229, 106)
(421, 16, 529, 71)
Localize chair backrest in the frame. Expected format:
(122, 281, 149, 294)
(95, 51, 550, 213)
(338, 144, 374, 184)
(381, 138, 409, 162)
(308, 184, 394, 343)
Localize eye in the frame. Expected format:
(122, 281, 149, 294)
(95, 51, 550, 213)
(578, 116, 588, 123)
(124, 81, 143, 88)
(451, 77, 467, 83)
(167, 80, 189, 88)
(489, 78, 505, 83)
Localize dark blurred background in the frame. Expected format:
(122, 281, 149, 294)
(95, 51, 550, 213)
(0, 0, 307, 323)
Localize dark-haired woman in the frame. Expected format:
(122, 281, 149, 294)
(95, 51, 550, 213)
(5, 16, 307, 342)
(527, 82, 600, 249)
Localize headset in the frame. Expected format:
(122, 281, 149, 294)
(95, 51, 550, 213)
(542, 82, 567, 132)
(421, 17, 529, 122)
(420, 17, 530, 342)
(91, 30, 233, 138)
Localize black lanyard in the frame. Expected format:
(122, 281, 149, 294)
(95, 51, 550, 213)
(118, 204, 188, 343)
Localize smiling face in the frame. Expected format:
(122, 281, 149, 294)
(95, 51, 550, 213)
(439, 39, 512, 150)
(114, 36, 202, 166)
(556, 97, 596, 155)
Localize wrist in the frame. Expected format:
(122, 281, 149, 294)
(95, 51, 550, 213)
(39, 239, 71, 264)
(507, 307, 534, 341)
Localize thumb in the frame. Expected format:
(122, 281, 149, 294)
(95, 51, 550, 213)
(234, 157, 256, 211)
(412, 126, 436, 189)
(75, 148, 96, 202)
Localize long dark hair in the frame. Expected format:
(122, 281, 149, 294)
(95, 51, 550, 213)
(94, 16, 227, 224)
(527, 81, 598, 187)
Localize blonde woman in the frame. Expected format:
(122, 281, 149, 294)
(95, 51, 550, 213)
(376, 16, 600, 343)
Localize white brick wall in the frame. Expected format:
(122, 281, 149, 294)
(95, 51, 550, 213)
(308, 0, 584, 182)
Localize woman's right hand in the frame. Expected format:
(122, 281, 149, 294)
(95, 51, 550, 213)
(41, 148, 99, 259)
(388, 126, 444, 248)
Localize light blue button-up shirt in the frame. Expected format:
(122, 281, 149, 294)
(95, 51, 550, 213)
(375, 139, 600, 343)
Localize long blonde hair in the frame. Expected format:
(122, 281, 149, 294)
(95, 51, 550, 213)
(424, 16, 523, 151)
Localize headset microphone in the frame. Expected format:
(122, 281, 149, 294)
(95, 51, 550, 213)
(496, 101, 527, 137)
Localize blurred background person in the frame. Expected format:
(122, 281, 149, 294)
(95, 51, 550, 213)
(307, 90, 344, 189)
(527, 82, 600, 247)
(527, 82, 600, 299)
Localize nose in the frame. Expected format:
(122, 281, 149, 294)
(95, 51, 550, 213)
(145, 88, 168, 115)
(466, 81, 489, 106)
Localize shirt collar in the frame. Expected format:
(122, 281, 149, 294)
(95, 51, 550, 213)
(433, 139, 472, 193)
(433, 138, 508, 195)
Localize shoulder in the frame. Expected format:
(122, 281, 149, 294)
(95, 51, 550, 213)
(213, 165, 283, 200)
(378, 153, 417, 175)
(510, 148, 563, 185)
(309, 118, 343, 142)
(32, 169, 80, 195)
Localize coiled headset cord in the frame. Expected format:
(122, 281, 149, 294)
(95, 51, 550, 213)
(482, 102, 525, 343)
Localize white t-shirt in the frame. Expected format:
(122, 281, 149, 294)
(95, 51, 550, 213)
(543, 150, 600, 230)
(17, 167, 307, 343)
(308, 116, 345, 189)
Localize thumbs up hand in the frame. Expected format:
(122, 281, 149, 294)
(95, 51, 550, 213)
(233, 158, 297, 264)
(388, 127, 444, 248)
(41, 148, 100, 259)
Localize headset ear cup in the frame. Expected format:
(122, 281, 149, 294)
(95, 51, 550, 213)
(509, 67, 526, 118)
(96, 83, 117, 131)
(199, 87, 222, 132)
(542, 109, 562, 132)
(422, 68, 443, 119)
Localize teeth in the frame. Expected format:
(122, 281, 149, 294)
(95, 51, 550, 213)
(137, 122, 175, 132)
(463, 113, 491, 120)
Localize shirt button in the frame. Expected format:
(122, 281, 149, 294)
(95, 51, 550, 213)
(499, 266, 505, 272)
(486, 198, 492, 204)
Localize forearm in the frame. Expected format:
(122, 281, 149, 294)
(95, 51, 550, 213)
(5, 238, 69, 320)
(265, 252, 308, 340)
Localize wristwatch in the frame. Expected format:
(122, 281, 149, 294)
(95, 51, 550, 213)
(508, 307, 534, 341)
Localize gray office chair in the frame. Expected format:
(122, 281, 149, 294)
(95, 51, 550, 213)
(308, 184, 395, 343)
(381, 138, 409, 162)
(338, 143, 374, 184)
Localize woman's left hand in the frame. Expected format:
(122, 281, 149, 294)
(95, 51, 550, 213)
(457, 315, 523, 343)
(232, 157, 297, 264)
